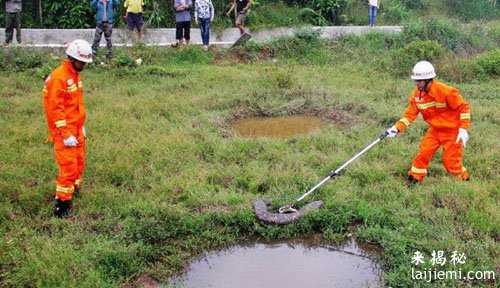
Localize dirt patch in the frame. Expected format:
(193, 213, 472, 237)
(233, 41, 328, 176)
(123, 273, 160, 288)
(211, 46, 273, 65)
(24, 180, 38, 188)
(0, 91, 16, 98)
(232, 115, 324, 139)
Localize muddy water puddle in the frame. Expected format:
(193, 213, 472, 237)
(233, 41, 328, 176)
(232, 115, 324, 138)
(169, 238, 382, 288)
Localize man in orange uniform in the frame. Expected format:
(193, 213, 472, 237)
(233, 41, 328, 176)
(386, 61, 470, 183)
(43, 39, 93, 217)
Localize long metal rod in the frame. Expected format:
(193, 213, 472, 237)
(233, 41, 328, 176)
(295, 135, 385, 203)
(296, 175, 332, 202)
(333, 137, 383, 175)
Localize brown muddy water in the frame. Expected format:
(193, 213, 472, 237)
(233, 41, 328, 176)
(232, 115, 324, 138)
(168, 238, 382, 288)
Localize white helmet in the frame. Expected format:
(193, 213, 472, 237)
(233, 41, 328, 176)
(411, 61, 436, 80)
(66, 39, 93, 63)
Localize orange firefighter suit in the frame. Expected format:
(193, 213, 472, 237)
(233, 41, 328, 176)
(394, 80, 470, 182)
(43, 60, 86, 201)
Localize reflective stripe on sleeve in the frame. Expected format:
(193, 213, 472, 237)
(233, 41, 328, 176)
(399, 117, 411, 126)
(417, 102, 436, 109)
(460, 113, 470, 120)
(67, 84, 77, 92)
(55, 120, 67, 128)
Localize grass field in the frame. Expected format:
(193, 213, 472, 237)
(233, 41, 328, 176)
(0, 20, 499, 287)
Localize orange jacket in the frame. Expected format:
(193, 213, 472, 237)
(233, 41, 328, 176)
(395, 80, 470, 132)
(43, 60, 86, 140)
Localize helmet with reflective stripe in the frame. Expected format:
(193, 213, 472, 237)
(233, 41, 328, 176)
(411, 61, 436, 80)
(66, 39, 93, 63)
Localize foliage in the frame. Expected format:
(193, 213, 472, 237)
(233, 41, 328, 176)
(309, 0, 348, 24)
(113, 52, 136, 68)
(381, 0, 410, 24)
(298, 8, 328, 26)
(400, 0, 425, 9)
(246, 2, 308, 30)
(474, 48, 500, 77)
(390, 40, 446, 76)
(3, 0, 500, 29)
(445, 0, 499, 21)
(403, 18, 468, 51)
(0, 48, 45, 72)
(144, 0, 170, 28)
(42, 0, 94, 28)
(487, 20, 500, 46)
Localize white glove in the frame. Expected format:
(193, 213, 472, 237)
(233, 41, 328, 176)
(82, 126, 87, 138)
(63, 135, 78, 147)
(456, 128, 469, 147)
(386, 125, 399, 138)
(195, 18, 199, 25)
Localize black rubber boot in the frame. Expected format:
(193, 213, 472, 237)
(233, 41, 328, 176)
(53, 199, 72, 218)
(74, 186, 80, 197)
(407, 175, 420, 185)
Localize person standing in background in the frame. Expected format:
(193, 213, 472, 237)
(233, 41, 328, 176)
(91, 0, 120, 59)
(4, 0, 22, 46)
(227, 0, 251, 35)
(368, 0, 379, 27)
(174, 0, 193, 47)
(124, 0, 145, 41)
(195, 0, 214, 51)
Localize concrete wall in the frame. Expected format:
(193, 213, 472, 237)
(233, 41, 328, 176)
(1, 26, 402, 47)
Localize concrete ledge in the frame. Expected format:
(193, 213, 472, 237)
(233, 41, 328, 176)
(1, 26, 402, 48)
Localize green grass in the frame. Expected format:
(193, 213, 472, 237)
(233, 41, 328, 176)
(0, 23, 499, 287)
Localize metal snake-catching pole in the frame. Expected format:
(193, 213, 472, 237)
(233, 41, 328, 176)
(278, 131, 388, 214)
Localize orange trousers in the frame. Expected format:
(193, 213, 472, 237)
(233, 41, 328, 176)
(53, 133, 86, 201)
(409, 127, 469, 182)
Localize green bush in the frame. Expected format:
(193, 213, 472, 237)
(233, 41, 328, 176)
(309, 0, 347, 25)
(445, 0, 499, 21)
(0, 48, 48, 72)
(400, 0, 424, 9)
(475, 48, 500, 77)
(343, 0, 368, 26)
(390, 40, 446, 76)
(246, 3, 307, 30)
(262, 28, 331, 63)
(298, 8, 328, 26)
(113, 52, 136, 68)
(487, 21, 500, 46)
(381, 1, 410, 24)
(403, 18, 469, 51)
(404, 40, 445, 60)
(167, 46, 214, 64)
(36, 63, 58, 80)
(434, 54, 477, 83)
(43, 0, 94, 28)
